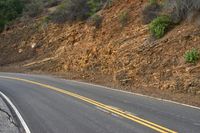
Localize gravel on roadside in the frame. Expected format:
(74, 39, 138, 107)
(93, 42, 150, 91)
(0, 97, 19, 133)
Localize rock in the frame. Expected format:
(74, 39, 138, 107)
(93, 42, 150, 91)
(113, 69, 132, 85)
(18, 49, 23, 53)
(31, 43, 37, 48)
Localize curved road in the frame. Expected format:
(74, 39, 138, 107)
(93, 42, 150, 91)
(0, 72, 200, 133)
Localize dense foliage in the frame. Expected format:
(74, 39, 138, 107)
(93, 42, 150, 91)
(166, 0, 200, 23)
(0, 0, 24, 32)
(142, 1, 161, 24)
(149, 15, 171, 38)
(184, 48, 200, 63)
(50, 0, 108, 23)
(89, 14, 103, 28)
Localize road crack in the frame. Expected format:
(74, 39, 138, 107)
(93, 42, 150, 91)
(0, 107, 19, 128)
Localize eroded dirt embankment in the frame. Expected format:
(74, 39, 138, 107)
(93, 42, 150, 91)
(0, 0, 200, 106)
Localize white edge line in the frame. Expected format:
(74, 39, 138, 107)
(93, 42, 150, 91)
(0, 74, 200, 110)
(65, 79, 200, 110)
(0, 91, 31, 133)
(1, 74, 200, 110)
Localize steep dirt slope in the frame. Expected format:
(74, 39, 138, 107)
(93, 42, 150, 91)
(0, 0, 200, 105)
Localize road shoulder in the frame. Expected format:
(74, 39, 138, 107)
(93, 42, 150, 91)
(0, 96, 19, 133)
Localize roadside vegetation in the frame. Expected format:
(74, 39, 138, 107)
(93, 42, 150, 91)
(149, 15, 171, 38)
(88, 14, 103, 28)
(0, 0, 63, 32)
(142, 0, 200, 66)
(141, 0, 161, 24)
(118, 10, 129, 27)
(142, 0, 200, 39)
(49, 0, 110, 23)
(23, 0, 44, 18)
(0, 0, 115, 32)
(1, 0, 200, 33)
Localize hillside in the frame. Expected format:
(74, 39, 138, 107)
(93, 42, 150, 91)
(0, 0, 200, 106)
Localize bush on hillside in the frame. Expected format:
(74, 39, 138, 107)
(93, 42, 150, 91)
(142, 4, 161, 24)
(0, 0, 24, 32)
(184, 48, 200, 63)
(88, 14, 103, 28)
(149, 15, 171, 38)
(43, 0, 63, 8)
(24, 0, 44, 18)
(142, 0, 161, 24)
(0, 20, 6, 32)
(149, 0, 157, 5)
(50, 0, 107, 23)
(19, 0, 63, 18)
(165, 0, 200, 23)
(119, 10, 129, 27)
(50, 0, 89, 23)
(87, 0, 103, 16)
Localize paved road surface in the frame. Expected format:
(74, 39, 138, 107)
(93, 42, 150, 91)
(0, 72, 200, 133)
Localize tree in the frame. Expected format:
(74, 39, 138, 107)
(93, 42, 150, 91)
(0, 0, 24, 32)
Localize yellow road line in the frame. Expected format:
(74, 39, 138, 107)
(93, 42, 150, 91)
(0, 76, 177, 133)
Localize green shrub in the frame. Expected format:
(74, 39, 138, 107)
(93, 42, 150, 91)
(0, 0, 24, 32)
(149, 15, 171, 38)
(165, 0, 200, 23)
(175, 0, 200, 22)
(89, 14, 103, 28)
(119, 10, 129, 27)
(184, 48, 200, 63)
(0, 20, 6, 32)
(141, 1, 161, 24)
(87, 0, 102, 16)
(24, 0, 44, 18)
(50, 0, 107, 23)
(0, 0, 24, 21)
(149, 0, 157, 5)
(43, 0, 63, 8)
(50, 0, 89, 23)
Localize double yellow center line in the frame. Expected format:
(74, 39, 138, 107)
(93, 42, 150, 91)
(0, 76, 177, 133)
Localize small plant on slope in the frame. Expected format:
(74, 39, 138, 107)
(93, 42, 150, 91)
(87, 0, 102, 16)
(0, 0, 24, 32)
(184, 48, 200, 63)
(149, 15, 171, 38)
(149, 0, 157, 5)
(119, 10, 129, 27)
(89, 14, 103, 28)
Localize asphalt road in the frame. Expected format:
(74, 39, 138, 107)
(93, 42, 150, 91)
(0, 72, 200, 133)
